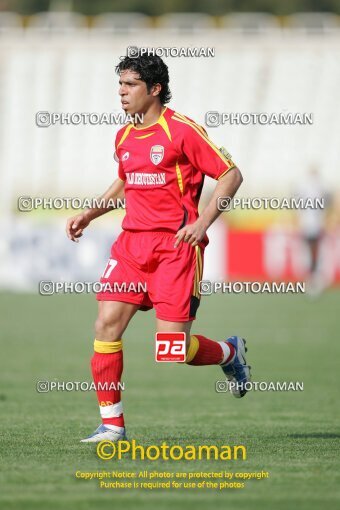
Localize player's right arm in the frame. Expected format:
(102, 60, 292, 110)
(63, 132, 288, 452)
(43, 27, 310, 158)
(66, 177, 125, 242)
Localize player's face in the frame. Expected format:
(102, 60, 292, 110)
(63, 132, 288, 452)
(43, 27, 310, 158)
(118, 70, 158, 115)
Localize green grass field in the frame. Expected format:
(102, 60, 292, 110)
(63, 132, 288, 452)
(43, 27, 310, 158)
(1, 290, 339, 510)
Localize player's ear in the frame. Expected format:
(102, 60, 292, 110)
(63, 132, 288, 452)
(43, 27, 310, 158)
(151, 83, 162, 97)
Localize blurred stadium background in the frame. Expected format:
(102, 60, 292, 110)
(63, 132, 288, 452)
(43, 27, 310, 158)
(0, 1, 340, 290)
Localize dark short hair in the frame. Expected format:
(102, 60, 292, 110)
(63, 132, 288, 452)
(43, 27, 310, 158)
(115, 54, 171, 105)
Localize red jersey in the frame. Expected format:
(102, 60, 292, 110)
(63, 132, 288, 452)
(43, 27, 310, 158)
(115, 107, 236, 244)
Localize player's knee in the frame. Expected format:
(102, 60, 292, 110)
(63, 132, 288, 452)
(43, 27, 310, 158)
(94, 313, 124, 341)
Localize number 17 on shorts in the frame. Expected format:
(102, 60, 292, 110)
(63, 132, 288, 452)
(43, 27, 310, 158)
(155, 332, 186, 362)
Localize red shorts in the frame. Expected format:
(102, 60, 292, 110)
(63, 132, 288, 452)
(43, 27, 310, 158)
(96, 230, 204, 322)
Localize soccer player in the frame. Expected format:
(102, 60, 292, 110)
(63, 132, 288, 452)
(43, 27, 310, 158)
(294, 167, 330, 294)
(66, 55, 251, 443)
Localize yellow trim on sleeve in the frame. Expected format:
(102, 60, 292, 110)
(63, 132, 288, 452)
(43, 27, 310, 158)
(217, 165, 236, 180)
(94, 339, 123, 353)
(172, 112, 208, 138)
(172, 115, 233, 165)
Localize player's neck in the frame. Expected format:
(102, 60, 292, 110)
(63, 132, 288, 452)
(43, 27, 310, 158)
(134, 103, 165, 129)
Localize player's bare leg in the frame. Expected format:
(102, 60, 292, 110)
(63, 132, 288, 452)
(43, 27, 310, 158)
(95, 301, 139, 341)
(156, 319, 193, 348)
(81, 301, 139, 443)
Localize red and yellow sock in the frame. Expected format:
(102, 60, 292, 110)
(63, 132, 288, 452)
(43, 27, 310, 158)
(91, 338, 124, 429)
(185, 334, 235, 366)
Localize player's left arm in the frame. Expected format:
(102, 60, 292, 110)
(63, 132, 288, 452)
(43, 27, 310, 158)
(174, 121, 243, 247)
(174, 167, 242, 247)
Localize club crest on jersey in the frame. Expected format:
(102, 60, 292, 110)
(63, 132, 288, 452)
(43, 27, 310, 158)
(150, 145, 164, 165)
